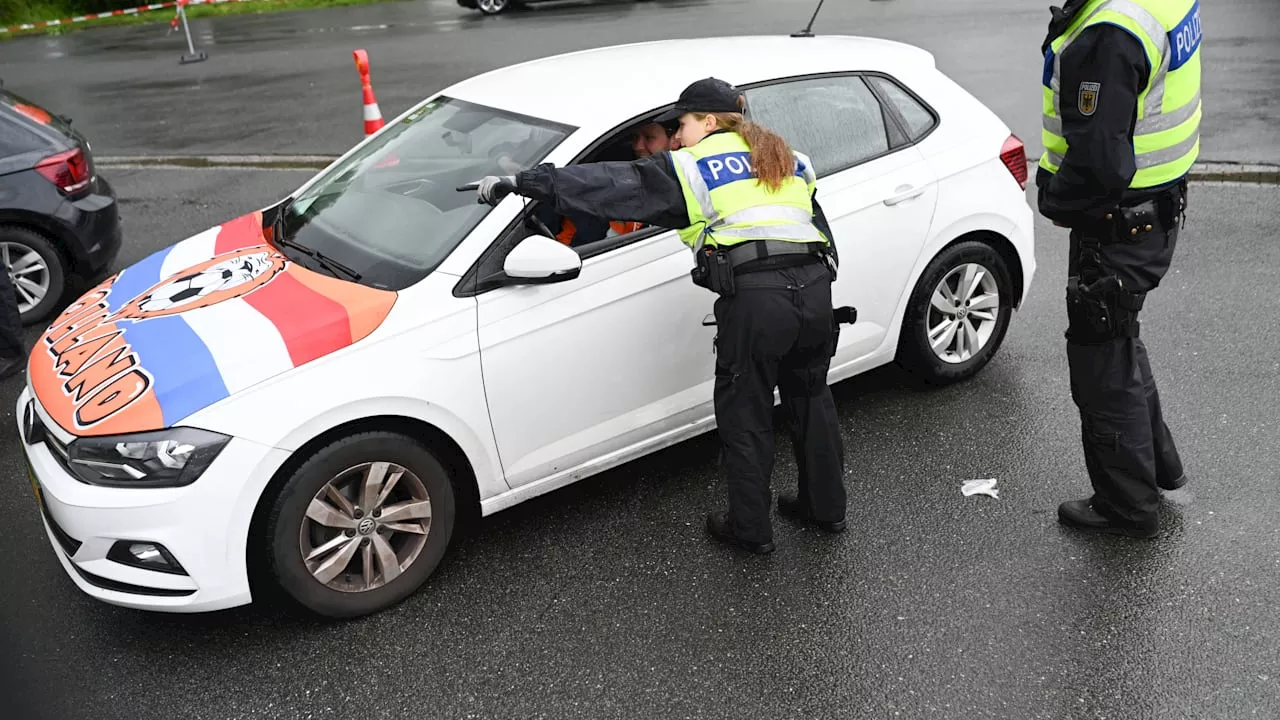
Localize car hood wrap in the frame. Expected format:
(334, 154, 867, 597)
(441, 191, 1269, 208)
(28, 210, 398, 437)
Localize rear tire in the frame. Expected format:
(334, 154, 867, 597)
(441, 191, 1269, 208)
(895, 240, 1014, 386)
(476, 0, 511, 14)
(264, 431, 457, 619)
(1, 226, 66, 326)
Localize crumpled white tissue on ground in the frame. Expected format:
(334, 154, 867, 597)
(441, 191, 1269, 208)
(961, 478, 999, 499)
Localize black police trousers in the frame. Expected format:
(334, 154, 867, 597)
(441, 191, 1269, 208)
(0, 259, 24, 360)
(1065, 194, 1185, 525)
(711, 260, 846, 544)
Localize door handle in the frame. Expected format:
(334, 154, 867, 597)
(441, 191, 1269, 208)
(884, 184, 926, 206)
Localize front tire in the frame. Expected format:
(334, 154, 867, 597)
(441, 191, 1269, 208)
(476, 0, 511, 14)
(895, 240, 1013, 385)
(264, 432, 457, 618)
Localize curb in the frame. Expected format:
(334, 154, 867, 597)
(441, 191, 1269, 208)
(97, 155, 1280, 183)
(98, 154, 337, 170)
(1186, 162, 1280, 184)
(1023, 159, 1279, 185)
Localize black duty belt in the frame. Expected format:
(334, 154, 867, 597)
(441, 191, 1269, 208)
(722, 240, 826, 269)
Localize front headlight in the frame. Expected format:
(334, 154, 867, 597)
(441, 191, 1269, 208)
(66, 427, 231, 488)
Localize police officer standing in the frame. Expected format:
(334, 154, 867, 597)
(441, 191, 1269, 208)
(1037, 0, 1201, 537)
(476, 78, 848, 554)
(0, 259, 25, 380)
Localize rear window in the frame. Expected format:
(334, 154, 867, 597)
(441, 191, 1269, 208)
(0, 90, 76, 155)
(0, 115, 44, 157)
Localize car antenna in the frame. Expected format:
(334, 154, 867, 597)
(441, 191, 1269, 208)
(790, 0, 826, 38)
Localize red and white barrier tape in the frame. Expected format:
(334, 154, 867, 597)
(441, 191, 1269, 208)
(1, 0, 264, 34)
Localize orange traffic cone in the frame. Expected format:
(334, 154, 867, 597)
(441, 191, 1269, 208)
(353, 49, 384, 135)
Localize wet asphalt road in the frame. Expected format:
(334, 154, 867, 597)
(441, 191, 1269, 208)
(0, 0, 1278, 163)
(2, 0, 1280, 716)
(1, 167, 1279, 718)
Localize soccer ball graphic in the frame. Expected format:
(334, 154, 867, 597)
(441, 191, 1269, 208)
(136, 251, 277, 314)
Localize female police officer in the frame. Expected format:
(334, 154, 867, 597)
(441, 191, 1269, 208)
(475, 78, 848, 555)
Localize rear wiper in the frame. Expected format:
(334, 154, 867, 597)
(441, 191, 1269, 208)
(269, 206, 362, 282)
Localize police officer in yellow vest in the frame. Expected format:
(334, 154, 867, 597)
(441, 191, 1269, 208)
(476, 78, 848, 554)
(1037, 0, 1201, 538)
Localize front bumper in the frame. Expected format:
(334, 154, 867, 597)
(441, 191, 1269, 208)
(16, 387, 280, 613)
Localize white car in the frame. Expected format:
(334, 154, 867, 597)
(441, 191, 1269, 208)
(16, 35, 1035, 618)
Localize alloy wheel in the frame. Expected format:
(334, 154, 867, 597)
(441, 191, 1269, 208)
(927, 262, 1002, 364)
(299, 461, 433, 593)
(1, 242, 51, 315)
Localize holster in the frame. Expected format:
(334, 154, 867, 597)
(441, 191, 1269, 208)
(691, 246, 736, 296)
(1065, 274, 1144, 343)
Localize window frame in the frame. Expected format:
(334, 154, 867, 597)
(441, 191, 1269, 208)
(861, 72, 941, 145)
(452, 70, 941, 297)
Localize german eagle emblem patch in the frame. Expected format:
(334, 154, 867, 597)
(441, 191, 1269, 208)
(1078, 82, 1101, 116)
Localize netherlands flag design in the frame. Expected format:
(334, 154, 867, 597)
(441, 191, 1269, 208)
(30, 211, 398, 437)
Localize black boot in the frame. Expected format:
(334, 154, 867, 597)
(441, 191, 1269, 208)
(705, 511, 775, 555)
(1057, 499, 1158, 538)
(777, 494, 846, 533)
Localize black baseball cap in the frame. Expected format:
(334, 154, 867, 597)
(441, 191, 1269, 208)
(653, 77, 742, 123)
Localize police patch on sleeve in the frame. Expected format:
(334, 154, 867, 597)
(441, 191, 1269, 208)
(1078, 81, 1101, 116)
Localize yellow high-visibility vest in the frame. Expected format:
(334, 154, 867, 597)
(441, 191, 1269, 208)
(1039, 0, 1202, 188)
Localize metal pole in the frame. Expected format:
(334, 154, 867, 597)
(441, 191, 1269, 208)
(178, 2, 208, 64)
(181, 6, 195, 55)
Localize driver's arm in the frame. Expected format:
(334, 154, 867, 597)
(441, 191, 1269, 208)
(513, 153, 692, 230)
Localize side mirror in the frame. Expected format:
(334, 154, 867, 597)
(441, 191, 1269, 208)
(502, 234, 582, 284)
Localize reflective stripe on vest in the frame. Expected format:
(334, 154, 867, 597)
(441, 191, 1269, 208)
(669, 132, 822, 251)
(1039, 0, 1202, 188)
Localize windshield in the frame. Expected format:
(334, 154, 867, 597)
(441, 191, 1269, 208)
(277, 96, 574, 290)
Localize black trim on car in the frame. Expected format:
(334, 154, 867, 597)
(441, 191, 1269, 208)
(39, 496, 83, 558)
(70, 563, 197, 598)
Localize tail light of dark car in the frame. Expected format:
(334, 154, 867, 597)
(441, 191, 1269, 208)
(1000, 134, 1028, 190)
(35, 146, 92, 196)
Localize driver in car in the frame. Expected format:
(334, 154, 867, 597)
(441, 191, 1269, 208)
(543, 120, 680, 247)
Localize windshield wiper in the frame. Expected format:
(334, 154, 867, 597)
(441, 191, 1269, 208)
(269, 201, 363, 282)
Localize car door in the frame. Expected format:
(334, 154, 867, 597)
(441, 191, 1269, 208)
(743, 73, 940, 370)
(472, 221, 716, 490)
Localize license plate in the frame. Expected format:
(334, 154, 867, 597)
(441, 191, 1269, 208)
(26, 454, 41, 507)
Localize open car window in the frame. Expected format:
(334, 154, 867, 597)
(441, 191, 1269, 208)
(278, 96, 574, 290)
(518, 117, 673, 258)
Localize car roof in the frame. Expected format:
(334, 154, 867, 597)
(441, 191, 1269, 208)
(442, 34, 937, 131)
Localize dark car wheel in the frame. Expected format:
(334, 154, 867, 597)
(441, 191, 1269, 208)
(476, 0, 512, 13)
(1, 226, 66, 326)
(265, 431, 457, 618)
(896, 240, 1014, 386)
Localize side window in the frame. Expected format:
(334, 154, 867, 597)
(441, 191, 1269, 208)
(868, 75, 938, 141)
(744, 75, 899, 177)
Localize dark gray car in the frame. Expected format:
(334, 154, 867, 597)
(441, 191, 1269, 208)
(0, 83, 121, 325)
(457, 0, 650, 16)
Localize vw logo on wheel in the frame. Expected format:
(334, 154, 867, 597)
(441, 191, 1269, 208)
(357, 517, 376, 535)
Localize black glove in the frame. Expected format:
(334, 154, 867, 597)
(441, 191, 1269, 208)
(477, 175, 517, 206)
